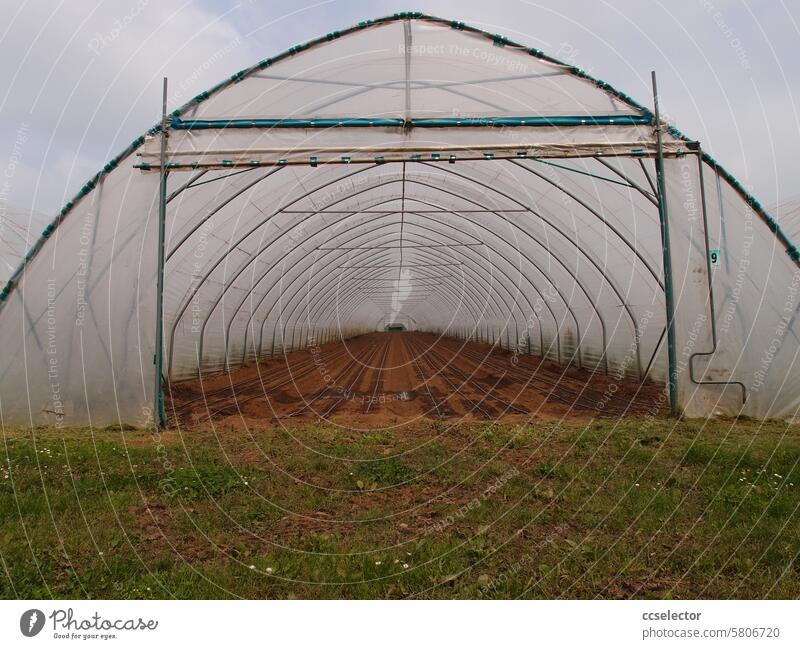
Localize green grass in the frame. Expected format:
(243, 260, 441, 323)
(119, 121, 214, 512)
(1, 416, 799, 599)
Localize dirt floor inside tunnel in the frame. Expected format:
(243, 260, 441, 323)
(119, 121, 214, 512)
(166, 332, 666, 428)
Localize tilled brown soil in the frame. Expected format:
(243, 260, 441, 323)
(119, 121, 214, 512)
(166, 332, 665, 427)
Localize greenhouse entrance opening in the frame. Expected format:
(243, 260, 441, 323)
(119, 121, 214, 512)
(1, 13, 799, 428)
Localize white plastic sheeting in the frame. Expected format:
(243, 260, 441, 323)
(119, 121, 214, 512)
(0, 206, 50, 284)
(1, 13, 798, 426)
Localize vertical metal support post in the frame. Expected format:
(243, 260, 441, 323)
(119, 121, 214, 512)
(652, 71, 679, 415)
(153, 77, 168, 429)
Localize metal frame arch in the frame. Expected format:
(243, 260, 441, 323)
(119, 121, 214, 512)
(278, 231, 509, 357)
(168, 162, 639, 378)
(289, 207, 527, 329)
(266, 224, 517, 361)
(299, 256, 487, 340)
(198, 169, 614, 375)
(254, 199, 561, 361)
(191, 180, 505, 367)
(166, 161, 644, 382)
(166, 163, 393, 374)
(268, 219, 562, 368)
(171, 160, 638, 377)
(295, 251, 496, 338)
(301, 262, 496, 347)
(229, 204, 505, 365)
(302, 185, 573, 342)
(251, 208, 508, 360)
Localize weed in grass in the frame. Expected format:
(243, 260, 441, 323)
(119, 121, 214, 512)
(533, 461, 569, 480)
(362, 430, 394, 445)
(351, 457, 415, 488)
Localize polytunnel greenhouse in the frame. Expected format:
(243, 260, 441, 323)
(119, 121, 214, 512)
(1, 12, 799, 427)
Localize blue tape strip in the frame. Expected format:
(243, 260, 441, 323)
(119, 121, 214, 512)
(170, 117, 404, 129)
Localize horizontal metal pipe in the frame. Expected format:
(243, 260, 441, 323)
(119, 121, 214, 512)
(170, 115, 651, 130)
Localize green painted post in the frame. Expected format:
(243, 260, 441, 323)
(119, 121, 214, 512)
(652, 71, 679, 415)
(153, 77, 168, 429)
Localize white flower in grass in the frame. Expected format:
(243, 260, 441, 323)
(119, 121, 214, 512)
(403, 563, 409, 569)
(375, 561, 382, 565)
(249, 565, 256, 570)
(266, 567, 273, 573)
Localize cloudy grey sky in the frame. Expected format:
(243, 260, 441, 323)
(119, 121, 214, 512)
(0, 0, 798, 218)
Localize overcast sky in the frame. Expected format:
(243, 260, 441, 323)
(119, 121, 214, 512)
(0, 0, 798, 218)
